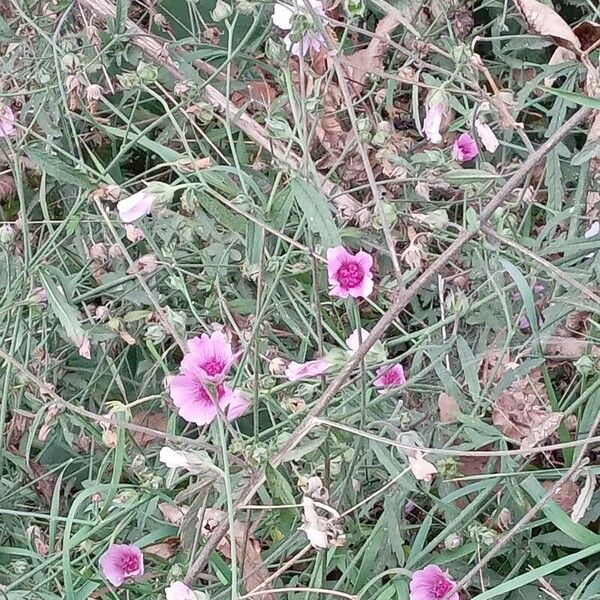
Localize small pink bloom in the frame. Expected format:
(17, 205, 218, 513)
(99, 544, 144, 588)
(327, 246, 374, 299)
(0, 105, 16, 138)
(169, 375, 247, 425)
(422, 104, 443, 144)
(409, 565, 459, 600)
(165, 581, 195, 600)
(475, 119, 499, 152)
(78, 337, 91, 360)
(183, 330, 237, 384)
(452, 133, 478, 162)
(345, 328, 370, 356)
(374, 363, 406, 391)
(117, 188, 155, 223)
(272, 0, 326, 57)
(286, 357, 331, 381)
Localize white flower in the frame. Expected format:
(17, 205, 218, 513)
(271, 0, 326, 57)
(159, 447, 190, 470)
(475, 119, 499, 152)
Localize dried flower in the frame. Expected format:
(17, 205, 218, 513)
(452, 133, 478, 162)
(0, 105, 16, 138)
(408, 452, 438, 483)
(326, 246, 374, 299)
(474, 119, 499, 152)
(99, 544, 144, 588)
(409, 565, 459, 600)
(124, 223, 144, 242)
(286, 357, 331, 381)
(345, 328, 370, 356)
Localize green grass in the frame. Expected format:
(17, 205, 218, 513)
(1, 0, 600, 599)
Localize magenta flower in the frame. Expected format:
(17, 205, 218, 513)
(99, 544, 144, 588)
(117, 188, 155, 223)
(166, 581, 195, 600)
(327, 246, 374, 299)
(0, 105, 16, 138)
(409, 565, 459, 600)
(183, 330, 237, 384)
(286, 357, 331, 381)
(452, 133, 478, 162)
(374, 363, 406, 392)
(422, 104, 444, 144)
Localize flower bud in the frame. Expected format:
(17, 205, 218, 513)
(444, 533, 463, 550)
(136, 61, 159, 83)
(344, 0, 365, 18)
(0, 223, 16, 244)
(211, 0, 233, 21)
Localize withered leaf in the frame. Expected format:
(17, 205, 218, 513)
(144, 537, 180, 559)
(543, 336, 600, 361)
(438, 392, 460, 423)
(158, 502, 189, 525)
(541, 480, 580, 512)
(200, 509, 274, 600)
(132, 411, 168, 447)
(512, 0, 581, 53)
(520, 412, 563, 450)
(574, 21, 600, 52)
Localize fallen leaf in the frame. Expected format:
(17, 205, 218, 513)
(158, 502, 189, 525)
(0, 174, 16, 202)
(408, 452, 438, 482)
(200, 509, 274, 600)
(345, 15, 400, 96)
(571, 470, 595, 523)
(30, 462, 59, 506)
(543, 336, 600, 361)
(247, 80, 278, 106)
(574, 20, 600, 52)
(520, 412, 563, 450)
(512, 0, 581, 53)
(541, 480, 580, 512)
(438, 392, 460, 423)
(132, 411, 168, 447)
(144, 537, 180, 559)
(315, 93, 347, 156)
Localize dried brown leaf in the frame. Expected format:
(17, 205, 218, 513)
(512, 0, 581, 53)
(201, 509, 274, 600)
(345, 15, 400, 95)
(144, 537, 180, 559)
(541, 480, 580, 512)
(543, 336, 600, 361)
(574, 21, 600, 52)
(438, 392, 460, 423)
(30, 462, 59, 506)
(132, 411, 168, 447)
(0, 174, 16, 202)
(520, 412, 563, 449)
(158, 502, 189, 525)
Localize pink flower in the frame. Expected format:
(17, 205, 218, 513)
(165, 581, 195, 600)
(183, 330, 237, 384)
(374, 363, 406, 392)
(286, 357, 331, 381)
(117, 188, 155, 223)
(169, 376, 247, 426)
(422, 104, 444, 144)
(452, 133, 478, 162)
(345, 328, 370, 356)
(272, 0, 326, 57)
(99, 544, 144, 588)
(475, 119, 499, 152)
(409, 565, 459, 600)
(0, 105, 16, 138)
(327, 246, 374, 299)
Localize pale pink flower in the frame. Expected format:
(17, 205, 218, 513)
(408, 452, 438, 483)
(0, 105, 16, 138)
(183, 331, 237, 384)
(452, 133, 478, 162)
(409, 564, 458, 600)
(475, 119, 499, 152)
(78, 337, 91, 360)
(422, 104, 443, 144)
(374, 363, 406, 391)
(345, 328, 370, 356)
(165, 581, 195, 600)
(124, 223, 145, 242)
(272, 0, 326, 57)
(327, 246, 374, 299)
(117, 188, 155, 223)
(99, 544, 144, 588)
(286, 357, 331, 381)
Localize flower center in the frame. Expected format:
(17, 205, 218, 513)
(381, 369, 399, 386)
(336, 262, 363, 289)
(202, 357, 225, 376)
(430, 577, 452, 598)
(120, 554, 139, 574)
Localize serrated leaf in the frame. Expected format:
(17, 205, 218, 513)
(25, 146, 92, 187)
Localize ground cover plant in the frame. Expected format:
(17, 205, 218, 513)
(1, 0, 600, 598)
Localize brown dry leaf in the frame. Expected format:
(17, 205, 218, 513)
(201, 509, 274, 600)
(315, 93, 347, 157)
(574, 21, 600, 51)
(30, 462, 59, 506)
(345, 15, 400, 96)
(543, 336, 600, 361)
(0, 174, 16, 202)
(246, 81, 278, 106)
(176, 156, 212, 173)
(512, 0, 581, 53)
(28, 525, 50, 556)
(158, 502, 189, 525)
(299, 496, 345, 550)
(541, 480, 580, 512)
(5, 412, 32, 449)
(132, 411, 168, 447)
(520, 412, 563, 449)
(438, 392, 460, 423)
(144, 537, 180, 559)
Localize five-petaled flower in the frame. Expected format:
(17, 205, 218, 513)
(374, 363, 406, 392)
(183, 330, 238, 384)
(272, 0, 326, 57)
(452, 133, 478, 162)
(99, 544, 144, 588)
(327, 246, 374, 299)
(409, 565, 459, 600)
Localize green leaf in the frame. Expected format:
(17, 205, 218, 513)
(290, 178, 341, 247)
(443, 169, 501, 184)
(25, 146, 92, 188)
(540, 86, 600, 110)
(39, 271, 86, 349)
